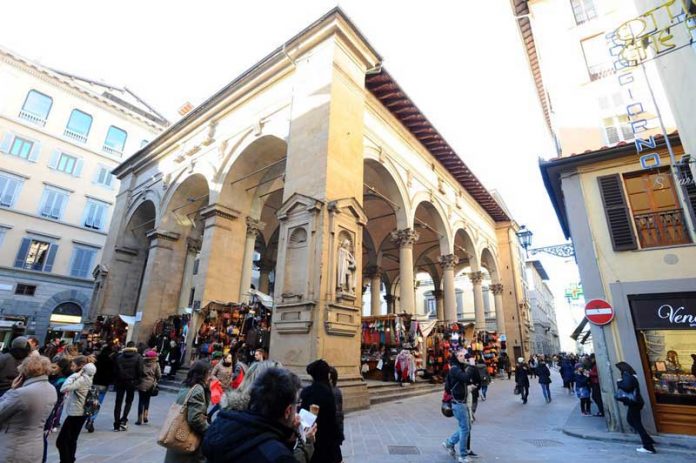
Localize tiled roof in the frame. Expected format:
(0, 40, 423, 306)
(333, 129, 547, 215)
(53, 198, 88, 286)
(366, 69, 510, 222)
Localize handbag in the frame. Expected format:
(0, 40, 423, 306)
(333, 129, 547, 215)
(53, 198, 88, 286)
(441, 391, 453, 418)
(513, 384, 521, 395)
(614, 388, 638, 405)
(150, 382, 160, 397)
(157, 385, 202, 454)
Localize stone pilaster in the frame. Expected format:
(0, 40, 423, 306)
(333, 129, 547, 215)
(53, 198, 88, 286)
(365, 265, 382, 316)
(469, 271, 486, 331)
(490, 282, 505, 335)
(432, 289, 444, 321)
(240, 217, 265, 301)
(439, 254, 459, 322)
(391, 228, 419, 314)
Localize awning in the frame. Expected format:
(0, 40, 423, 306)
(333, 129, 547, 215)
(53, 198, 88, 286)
(419, 320, 438, 338)
(49, 323, 84, 332)
(119, 315, 137, 325)
(571, 318, 592, 344)
(249, 289, 273, 308)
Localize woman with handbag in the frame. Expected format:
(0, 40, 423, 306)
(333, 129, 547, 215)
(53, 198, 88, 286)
(616, 362, 656, 454)
(56, 356, 96, 463)
(574, 363, 592, 416)
(162, 360, 211, 463)
(136, 349, 161, 425)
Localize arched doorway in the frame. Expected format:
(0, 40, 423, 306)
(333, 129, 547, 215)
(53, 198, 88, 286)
(47, 302, 83, 341)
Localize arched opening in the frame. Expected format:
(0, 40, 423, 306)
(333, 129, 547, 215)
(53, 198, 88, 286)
(47, 302, 83, 340)
(415, 270, 437, 318)
(455, 266, 494, 324)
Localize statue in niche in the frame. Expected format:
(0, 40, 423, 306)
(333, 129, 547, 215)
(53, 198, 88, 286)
(337, 239, 356, 294)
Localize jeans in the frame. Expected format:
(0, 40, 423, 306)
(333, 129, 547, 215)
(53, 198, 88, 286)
(627, 405, 655, 451)
(114, 385, 135, 428)
(87, 385, 108, 425)
(518, 385, 529, 402)
(580, 397, 592, 414)
(480, 384, 488, 398)
(137, 389, 152, 417)
(446, 402, 471, 458)
(56, 415, 87, 463)
(540, 383, 551, 401)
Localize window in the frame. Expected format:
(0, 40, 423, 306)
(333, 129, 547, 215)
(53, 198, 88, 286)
(571, 0, 597, 25)
(39, 186, 69, 220)
(581, 34, 614, 81)
(623, 168, 691, 248)
(0, 227, 7, 247)
(94, 166, 114, 188)
(0, 173, 23, 208)
(69, 246, 97, 278)
(0, 133, 40, 162)
(15, 284, 36, 296)
(602, 115, 635, 145)
(83, 199, 108, 230)
(14, 238, 58, 272)
(10, 137, 33, 159)
(103, 126, 127, 155)
(64, 109, 93, 143)
(140, 139, 150, 148)
(19, 90, 53, 126)
(48, 150, 83, 177)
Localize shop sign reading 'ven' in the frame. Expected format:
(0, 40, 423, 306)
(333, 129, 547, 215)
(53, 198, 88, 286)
(629, 293, 696, 330)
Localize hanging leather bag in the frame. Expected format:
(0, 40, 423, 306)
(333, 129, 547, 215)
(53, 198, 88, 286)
(157, 385, 202, 454)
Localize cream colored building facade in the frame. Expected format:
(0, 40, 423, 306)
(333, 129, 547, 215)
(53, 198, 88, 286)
(526, 260, 561, 356)
(95, 9, 530, 409)
(0, 46, 166, 345)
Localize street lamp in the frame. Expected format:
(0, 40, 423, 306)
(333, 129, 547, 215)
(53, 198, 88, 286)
(516, 225, 575, 258)
(517, 225, 533, 253)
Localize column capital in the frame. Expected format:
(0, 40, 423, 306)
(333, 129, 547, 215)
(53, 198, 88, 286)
(391, 228, 419, 248)
(246, 217, 266, 236)
(384, 294, 396, 303)
(432, 289, 444, 299)
(438, 254, 459, 270)
(146, 229, 180, 242)
(364, 265, 382, 279)
(490, 283, 504, 295)
(255, 257, 275, 272)
(469, 271, 485, 285)
(200, 203, 241, 222)
(186, 236, 202, 253)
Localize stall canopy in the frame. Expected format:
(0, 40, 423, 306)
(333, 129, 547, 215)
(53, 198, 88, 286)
(571, 317, 592, 344)
(119, 315, 137, 325)
(419, 320, 438, 338)
(249, 289, 273, 308)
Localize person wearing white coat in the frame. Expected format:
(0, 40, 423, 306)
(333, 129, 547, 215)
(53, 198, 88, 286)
(56, 356, 96, 463)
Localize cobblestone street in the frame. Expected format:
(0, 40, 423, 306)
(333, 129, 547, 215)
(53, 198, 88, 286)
(46, 369, 693, 463)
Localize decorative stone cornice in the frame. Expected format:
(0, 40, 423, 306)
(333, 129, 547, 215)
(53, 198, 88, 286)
(490, 283, 504, 295)
(246, 217, 265, 236)
(200, 203, 240, 222)
(391, 228, 419, 248)
(438, 254, 459, 270)
(468, 271, 484, 285)
(146, 229, 180, 242)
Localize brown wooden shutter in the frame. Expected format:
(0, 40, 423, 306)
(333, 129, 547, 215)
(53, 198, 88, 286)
(677, 156, 696, 228)
(598, 174, 638, 251)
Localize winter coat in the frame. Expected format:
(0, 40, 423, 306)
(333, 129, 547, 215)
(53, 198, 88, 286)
(115, 348, 144, 389)
(61, 363, 96, 416)
(617, 371, 644, 408)
(0, 350, 25, 392)
(537, 364, 552, 385)
(476, 363, 491, 386)
(93, 349, 117, 386)
(574, 371, 590, 389)
(515, 364, 530, 387)
(211, 362, 234, 390)
(202, 410, 296, 463)
(445, 361, 473, 402)
(138, 357, 162, 392)
(300, 382, 341, 463)
(332, 385, 345, 443)
(164, 384, 210, 463)
(560, 360, 575, 382)
(0, 375, 57, 463)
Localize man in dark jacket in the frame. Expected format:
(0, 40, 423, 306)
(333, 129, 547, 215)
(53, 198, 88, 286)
(113, 341, 143, 431)
(442, 349, 474, 462)
(515, 357, 530, 404)
(0, 336, 31, 397)
(86, 344, 117, 432)
(537, 359, 552, 403)
(203, 367, 301, 463)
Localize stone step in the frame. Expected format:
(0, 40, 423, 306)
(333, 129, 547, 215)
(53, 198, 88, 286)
(369, 385, 440, 405)
(367, 383, 437, 396)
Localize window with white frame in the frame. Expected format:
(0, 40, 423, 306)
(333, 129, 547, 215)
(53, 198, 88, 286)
(14, 237, 58, 272)
(602, 114, 635, 145)
(0, 172, 23, 208)
(103, 126, 127, 156)
(48, 150, 83, 177)
(581, 34, 614, 81)
(19, 90, 53, 126)
(64, 109, 93, 143)
(39, 186, 69, 220)
(570, 0, 597, 25)
(69, 245, 98, 278)
(94, 166, 114, 188)
(0, 133, 40, 162)
(83, 199, 108, 230)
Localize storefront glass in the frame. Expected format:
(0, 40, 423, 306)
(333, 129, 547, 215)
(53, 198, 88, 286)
(641, 329, 696, 406)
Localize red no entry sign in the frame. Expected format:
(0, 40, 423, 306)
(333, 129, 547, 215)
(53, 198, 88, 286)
(585, 299, 615, 325)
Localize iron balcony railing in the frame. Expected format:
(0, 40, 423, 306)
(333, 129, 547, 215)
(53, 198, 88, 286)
(634, 209, 691, 248)
(64, 128, 88, 143)
(102, 144, 123, 157)
(18, 110, 47, 127)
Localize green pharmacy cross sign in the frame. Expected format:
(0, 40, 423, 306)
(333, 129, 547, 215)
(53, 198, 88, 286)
(565, 283, 584, 301)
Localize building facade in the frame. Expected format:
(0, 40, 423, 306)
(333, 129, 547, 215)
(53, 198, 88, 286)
(541, 134, 696, 436)
(526, 260, 561, 356)
(94, 9, 529, 409)
(0, 46, 166, 346)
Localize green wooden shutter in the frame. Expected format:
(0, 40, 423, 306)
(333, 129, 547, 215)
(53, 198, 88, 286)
(597, 174, 638, 251)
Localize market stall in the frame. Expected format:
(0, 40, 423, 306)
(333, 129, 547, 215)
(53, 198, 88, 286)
(360, 314, 424, 382)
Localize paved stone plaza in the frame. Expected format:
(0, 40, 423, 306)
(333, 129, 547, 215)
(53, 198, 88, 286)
(47, 369, 693, 462)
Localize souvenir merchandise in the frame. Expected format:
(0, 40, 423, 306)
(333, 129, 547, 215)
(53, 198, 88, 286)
(360, 314, 419, 381)
(84, 315, 128, 348)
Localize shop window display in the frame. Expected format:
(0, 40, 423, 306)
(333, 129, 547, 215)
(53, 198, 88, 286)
(642, 330, 696, 406)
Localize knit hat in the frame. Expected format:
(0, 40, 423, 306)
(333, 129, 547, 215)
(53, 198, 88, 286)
(145, 350, 158, 358)
(212, 351, 223, 359)
(11, 336, 29, 350)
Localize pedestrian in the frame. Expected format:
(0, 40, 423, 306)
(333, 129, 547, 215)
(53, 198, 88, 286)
(27, 336, 41, 356)
(589, 355, 604, 417)
(56, 356, 95, 463)
(254, 348, 268, 363)
(220, 359, 282, 412)
(537, 359, 552, 403)
(575, 363, 592, 415)
(113, 341, 144, 431)
(85, 344, 116, 433)
(500, 352, 511, 380)
(0, 354, 57, 463)
(615, 362, 656, 454)
(328, 366, 344, 460)
(528, 355, 538, 379)
(514, 357, 530, 404)
(560, 356, 575, 394)
(165, 340, 181, 379)
(442, 349, 475, 463)
(0, 336, 32, 397)
(44, 356, 72, 461)
(300, 359, 341, 463)
(164, 360, 211, 463)
(475, 357, 490, 401)
(136, 349, 161, 425)
(202, 367, 302, 463)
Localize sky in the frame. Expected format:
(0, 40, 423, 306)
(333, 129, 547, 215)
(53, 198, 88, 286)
(1, 0, 584, 351)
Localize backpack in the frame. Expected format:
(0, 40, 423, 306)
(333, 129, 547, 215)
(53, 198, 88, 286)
(83, 386, 101, 417)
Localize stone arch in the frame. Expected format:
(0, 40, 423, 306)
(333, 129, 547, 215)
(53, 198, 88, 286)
(363, 153, 409, 229)
(159, 173, 211, 231)
(452, 224, 480, 271)
(125, 189, 161, 229)
(480, 247, 500, 282)
(411, 197, 451, 255)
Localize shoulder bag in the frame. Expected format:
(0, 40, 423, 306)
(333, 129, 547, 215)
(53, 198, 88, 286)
(157, 385, 202, 454)
(614, 388, 638, 405)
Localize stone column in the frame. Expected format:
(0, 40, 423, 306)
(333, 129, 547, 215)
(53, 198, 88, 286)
(239, 217, 265, 302)
(384, 294, 396, 314)
(256, 257, 275, 294)
(391, 228, 419, 314)
(365, 266, 382, 316)
(440, 254, 459, 323)
(433, 289, 444, 321)
(470, 271, 486, 331)
(490, 283, 505, 335)
(177, 237, 201, 312)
